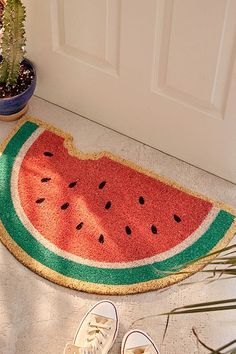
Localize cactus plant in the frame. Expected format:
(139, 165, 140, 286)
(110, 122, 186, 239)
(0, 1, 4, 29)
(0, 0, 26, 87)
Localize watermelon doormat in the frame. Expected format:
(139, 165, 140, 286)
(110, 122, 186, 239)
(0, 117, 236, 295)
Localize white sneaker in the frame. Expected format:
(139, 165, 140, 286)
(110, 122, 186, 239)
(121, 330, 160, 354)
(64, 300, 119, 354)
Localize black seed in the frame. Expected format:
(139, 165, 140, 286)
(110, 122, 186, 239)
(69, 181, 77, 188)
(61, 202, 69, 210)
(43, 151, 53, 157)
(151, 225, 158, 234)
(76, 222, 84, 230)
(41, 177, 51, 183)
(139, 196, 145, 205)
(105, 201, 111, 210)
(99, 181, 106, 189)
(125, 226, 132, 235)
(36, 198, 45, 204)
(174, 214, 181, 222)
(99, 234, 104, 244)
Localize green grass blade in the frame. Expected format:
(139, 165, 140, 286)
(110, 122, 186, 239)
(172, 298, 236, 310)
(214, 339, 236, 352)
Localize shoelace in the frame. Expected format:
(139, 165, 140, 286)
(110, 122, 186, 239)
(65, 344, 96, 354)
(83, 319, 112, 354)
(78, 348, 97, 354)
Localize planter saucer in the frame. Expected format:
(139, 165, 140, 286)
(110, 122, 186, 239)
(0, 104, 28, 122)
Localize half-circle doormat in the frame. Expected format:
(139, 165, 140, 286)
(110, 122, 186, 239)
(0, 117, 236, 295)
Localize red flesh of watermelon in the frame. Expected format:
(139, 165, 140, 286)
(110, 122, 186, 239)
(18, 130, 212, 262)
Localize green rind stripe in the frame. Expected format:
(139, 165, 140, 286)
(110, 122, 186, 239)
(0, 121, 235, 285)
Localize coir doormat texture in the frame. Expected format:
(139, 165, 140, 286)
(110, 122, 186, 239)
(0, 117, 236, 295)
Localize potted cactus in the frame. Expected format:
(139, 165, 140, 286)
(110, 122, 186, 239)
(0, 0, 36, 121)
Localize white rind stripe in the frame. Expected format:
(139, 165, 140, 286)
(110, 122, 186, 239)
(11, 128, 220, 269)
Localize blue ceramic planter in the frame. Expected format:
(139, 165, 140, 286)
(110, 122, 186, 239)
(0, 58, 36, 116)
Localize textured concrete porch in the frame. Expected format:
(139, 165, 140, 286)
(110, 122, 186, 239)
(0, 96, 235, 354)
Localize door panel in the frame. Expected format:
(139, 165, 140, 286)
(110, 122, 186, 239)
(24, 0, 236, 183)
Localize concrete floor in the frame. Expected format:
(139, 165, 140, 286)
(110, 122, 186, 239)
(0, 96, 236, 354)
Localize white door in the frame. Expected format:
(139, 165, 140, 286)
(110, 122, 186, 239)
(24, 0, 236, 183)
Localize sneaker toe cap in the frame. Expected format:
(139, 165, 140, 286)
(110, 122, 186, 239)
(92, 300, 118, 321)
(124, 330, 151, 349)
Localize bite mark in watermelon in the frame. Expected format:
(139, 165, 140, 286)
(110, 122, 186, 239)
(0, 118, 235, 295)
